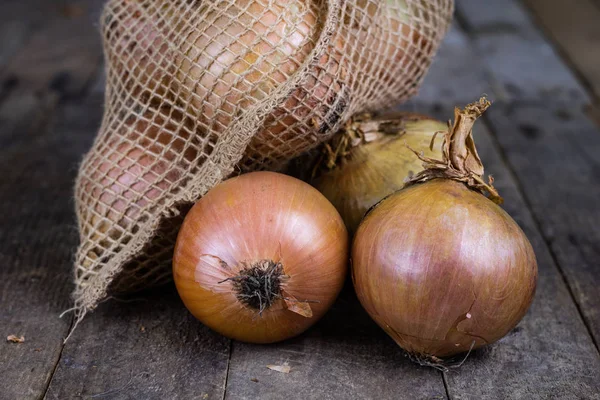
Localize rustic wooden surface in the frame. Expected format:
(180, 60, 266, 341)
(1, 1, 600, 399)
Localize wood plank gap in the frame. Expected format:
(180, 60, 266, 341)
(40, 315, 75, 400)
(480, 112, 600, 355)
(222, 340, 233, 400)
(441, 372, 451, 400)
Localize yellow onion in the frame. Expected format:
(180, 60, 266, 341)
(173, 171, 348, 343)
(313, 113, 446, 235)
(174, 1, 344, 165)
(353, 0, 429, 68)
(76, 108, 196, 269)
(104, 0, 176, 101)
(352, 99, 537, 361)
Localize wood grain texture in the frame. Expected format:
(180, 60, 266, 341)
(455, 0, 600, 350)
(44, 286, 230, 400)
(522, 0, 600, 100)
(408, 25, 492, 106)
(0, 96, 101, 400)
(0, 0, 53, 73)
(1, 0, 106, 153)
(455, 0, 589, 104)
(0, 2, 107, 398)
(485, 102, 600, 350)
(224, 289, 447, 400)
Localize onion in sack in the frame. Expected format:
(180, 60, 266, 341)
(105, 0, 175, 101)
(352, 99, 537, 361)
(313, 112, 446, 236)
(173, 171, 348, 343)
(174, 0, 348, 170)
(349, 0, 433, 92)
(77, 109, 196, 270)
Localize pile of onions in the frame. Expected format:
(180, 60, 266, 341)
(313, 113, 446, 235)
(173, 171, 348, 343)
(352, 99, 537, 360)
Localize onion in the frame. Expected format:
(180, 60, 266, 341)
(352, 99, 537, 361)
(173, 171, 348, 343)
(77, 109, 196, 268)
(105, 0, 175, 101)
(348, 0, 432, 93)
(313, 112, 446, 235)
(175, 0, 344, 167)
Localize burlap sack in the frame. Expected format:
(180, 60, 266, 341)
(73, 0, 454, 322)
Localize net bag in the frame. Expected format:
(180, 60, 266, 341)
(73, 0, 454, 320)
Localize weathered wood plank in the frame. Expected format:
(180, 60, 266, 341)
(0, 91, 59, 151)
(224, 289, 447, 400)
(409, 25, 492, 106)
(0, 3, 108, 398)
(0, 95, 100, 400)
(455, 0, 589, 104)
(521, 0, 600, 101)
(456, 0, 600, 351)
(45, 286, 230, 399)
(485, 102, 600, 349)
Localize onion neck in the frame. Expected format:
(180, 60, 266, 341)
(313, 112, 435, 176)
(404, 97, 503, 204)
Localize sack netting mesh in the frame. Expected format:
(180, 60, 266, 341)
(73, 0, 453, 320)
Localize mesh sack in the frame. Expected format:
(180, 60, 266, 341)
(73, 0, 454, 320)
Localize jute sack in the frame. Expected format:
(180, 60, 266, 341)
(73, 0, 454, 322)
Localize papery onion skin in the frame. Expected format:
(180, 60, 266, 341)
(352, 179, 537, 358)
(173, 171, 348, 344)
(314, 113, 446, 236)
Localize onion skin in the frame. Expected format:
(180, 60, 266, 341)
(352, 179, 537, 358)
(314, 113, 446, 236)
(173, 171, 348, 343)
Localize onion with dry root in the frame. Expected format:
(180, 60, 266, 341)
(173, 171, 348, 343)
(313, 112, 446, 235)
(352, 99, 537, 362)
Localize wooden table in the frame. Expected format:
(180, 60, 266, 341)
(2, 1, 599, 399)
